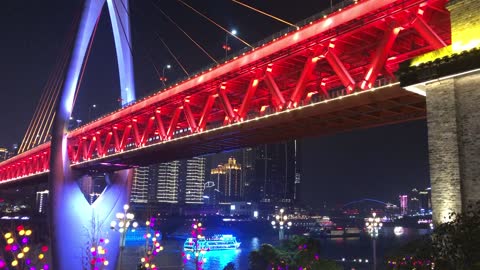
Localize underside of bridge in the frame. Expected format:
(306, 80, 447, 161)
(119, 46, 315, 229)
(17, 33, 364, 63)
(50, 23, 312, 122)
(0, 84, 426, 189)
(75, 84, 425, 170)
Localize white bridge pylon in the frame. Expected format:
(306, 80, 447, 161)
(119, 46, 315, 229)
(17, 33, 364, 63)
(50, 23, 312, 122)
(49, 0, 136, 269)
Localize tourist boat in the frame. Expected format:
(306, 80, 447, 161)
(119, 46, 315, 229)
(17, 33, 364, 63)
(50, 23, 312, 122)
(183, 234, 241, 251)
(326, 227, 345, 237)
(344, 226, 361, 236)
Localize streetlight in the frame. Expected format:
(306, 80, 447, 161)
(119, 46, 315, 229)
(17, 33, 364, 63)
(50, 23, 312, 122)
(271, 208, 292, 240)
(365, 212, 383, 270)
(160, 64, 171, 88)
(110, 204, 138, 269)
(223, 29, 237, 58)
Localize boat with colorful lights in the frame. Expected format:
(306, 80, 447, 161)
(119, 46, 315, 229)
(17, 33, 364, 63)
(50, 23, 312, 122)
(183, 234, 241, 251)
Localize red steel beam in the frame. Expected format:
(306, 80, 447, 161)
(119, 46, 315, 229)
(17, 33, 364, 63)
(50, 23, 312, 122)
(119, 125, 132, 151)
(217, 84, 236, 123)
(264, 72, 286, 110)
(323, 48, 356, 93)
(86, 136, 96, 160)
(238, 78, 260, 121)
(112, 127, 121, 152)
(155, 109, 167, 140)
(361, 26, 401, 89)
(96, 132, 104, 157)
(411, 14, 446, 50)
(183, 100, 198, 132)
(140, 116, 155, 146)
(132, 119, 141, 147)
(102, 131, 113, 157)
(197, 94, 217, 132)
(289, 54, 320, 108)
(82, 138, 88, 161)
(166, 107, 182, 140)
(74, 139, 84, 163)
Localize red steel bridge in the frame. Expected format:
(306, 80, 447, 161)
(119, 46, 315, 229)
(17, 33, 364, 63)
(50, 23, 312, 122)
(0, 0, 450, 185)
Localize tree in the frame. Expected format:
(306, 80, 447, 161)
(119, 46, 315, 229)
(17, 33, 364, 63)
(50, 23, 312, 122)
(386, 202, 480, 270)
(248, 236, 341, 270)
(431, 203, 480, 270)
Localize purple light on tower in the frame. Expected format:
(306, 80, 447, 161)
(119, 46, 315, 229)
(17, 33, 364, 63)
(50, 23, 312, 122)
(399, 195, 408, 215)
(49, 0, 136, 269)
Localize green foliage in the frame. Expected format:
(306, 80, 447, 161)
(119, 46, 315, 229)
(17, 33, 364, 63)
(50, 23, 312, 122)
(386, 202, 480, 270)
(431, 202, 480, 270)
(248, 236, 341, 270)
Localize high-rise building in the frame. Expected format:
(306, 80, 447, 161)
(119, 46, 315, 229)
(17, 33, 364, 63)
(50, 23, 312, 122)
(254, 140, 299, 204)
(180, 157, 206, 204)
(399, 195, 408, 215)
(131, 167, 150, 203)
(156, 161, 180, 203)
(419, 187, 432, 211)
(36, 190, 49, 214)
(293, 141, 301, 202)
(210, 157, 242, 203)
(409, 188, 421, 214)
(0, 148, 9, 161)
(130, 157, 205, 205)
(242, 148, 256, 200)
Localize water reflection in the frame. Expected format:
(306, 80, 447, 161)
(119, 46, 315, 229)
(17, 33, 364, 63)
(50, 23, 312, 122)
(250, 237, 259, 250)
(124, 228, 431, 269)
(202, 249, 241, 269)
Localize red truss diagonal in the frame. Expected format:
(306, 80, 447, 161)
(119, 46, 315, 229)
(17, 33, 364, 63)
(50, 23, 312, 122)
(288, 52, 321, 108)
(264, 69, 286, 110)
(217, 83, 237, 123)
(323, 47, 356, 93)
(238, 78, 260, 121)
(361, 26, 401, 90)
(183, 99, 198, 132)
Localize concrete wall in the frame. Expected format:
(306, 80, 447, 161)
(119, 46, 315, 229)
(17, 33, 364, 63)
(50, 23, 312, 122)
(426, 71, 480, 223)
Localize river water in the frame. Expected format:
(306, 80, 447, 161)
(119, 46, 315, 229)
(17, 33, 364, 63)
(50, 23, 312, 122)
(122, 226, 430, 270)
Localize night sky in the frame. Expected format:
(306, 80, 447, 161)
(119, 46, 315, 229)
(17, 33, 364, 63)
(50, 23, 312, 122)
(0, 0, 430, 207)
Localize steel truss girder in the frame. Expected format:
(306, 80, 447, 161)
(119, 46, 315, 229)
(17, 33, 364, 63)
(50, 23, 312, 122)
(0, 0, 451, 184)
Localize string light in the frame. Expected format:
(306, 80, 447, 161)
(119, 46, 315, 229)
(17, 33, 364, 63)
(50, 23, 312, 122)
(2, 225, 48, 269)
(183, 220, 209, 269)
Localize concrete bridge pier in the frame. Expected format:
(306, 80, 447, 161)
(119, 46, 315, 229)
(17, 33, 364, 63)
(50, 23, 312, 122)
(402, 0, 480, 224)
(425, 71, 480, 223)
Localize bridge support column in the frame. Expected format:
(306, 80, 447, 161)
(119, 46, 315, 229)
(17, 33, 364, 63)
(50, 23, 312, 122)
(425, 71, 480, 224)
(49, 0, 136, 268)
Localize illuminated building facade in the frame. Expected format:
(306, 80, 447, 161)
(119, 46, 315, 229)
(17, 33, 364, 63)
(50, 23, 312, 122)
(131, 167, 150, 203)
(35, 190, 49, 214)
(156, 161, 181, 203)
(180, 157, 206, 204)
(0, 148, 8, 161)
(131, 158, 205, 205)
(210, 157, 242, 202)
(399, 195, 408, 215)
